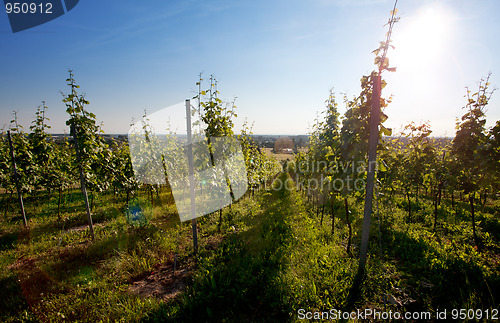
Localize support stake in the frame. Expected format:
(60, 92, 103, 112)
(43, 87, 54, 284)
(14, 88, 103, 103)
(186, 99, 198, 253)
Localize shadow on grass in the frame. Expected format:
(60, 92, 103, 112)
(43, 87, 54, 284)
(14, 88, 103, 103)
(144, 174, 295, 322)
(478, 213, 500, 242)
(382, 228, 499, 310)
(0, 231, 18, 251)
(45, 225, 163, 282)
(0, 274, 33, 321)
(7, 225, 162, 315)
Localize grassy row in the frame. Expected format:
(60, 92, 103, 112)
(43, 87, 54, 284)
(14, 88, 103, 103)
(0, 173, 499, 321)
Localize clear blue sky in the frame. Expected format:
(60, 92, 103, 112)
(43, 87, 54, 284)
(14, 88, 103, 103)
(1, 0, 499, 136)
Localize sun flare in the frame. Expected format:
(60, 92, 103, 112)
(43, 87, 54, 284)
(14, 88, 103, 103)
(392, 5, 453, 71)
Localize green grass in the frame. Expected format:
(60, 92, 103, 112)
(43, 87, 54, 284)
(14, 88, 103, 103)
(0, 176, 499, 321)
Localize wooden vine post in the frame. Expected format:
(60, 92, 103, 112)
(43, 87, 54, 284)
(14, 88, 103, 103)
(357, 0, 398, 282)
(357, 74, 381, 275)
(186, 99, 198, 253)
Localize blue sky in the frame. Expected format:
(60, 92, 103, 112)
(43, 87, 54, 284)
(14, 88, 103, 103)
(1, 0, 499, 136)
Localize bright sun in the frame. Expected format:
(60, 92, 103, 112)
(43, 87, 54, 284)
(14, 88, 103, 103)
(391, 5, 452, 71)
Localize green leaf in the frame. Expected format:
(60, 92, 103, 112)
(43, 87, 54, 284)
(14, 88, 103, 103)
(380, 125, 392, 136)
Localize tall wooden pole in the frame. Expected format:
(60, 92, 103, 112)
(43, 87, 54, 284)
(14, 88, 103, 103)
(347, 2, 398, 308)
(71, 124, 95, 240)
(186, 99, 198, 252)
(7, 131, 27, 227)
(357, 75, 381, 276)
(357, 0, 398, 283)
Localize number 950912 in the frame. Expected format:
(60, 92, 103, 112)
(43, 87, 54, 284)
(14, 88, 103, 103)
(5, 2, 53, 14)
